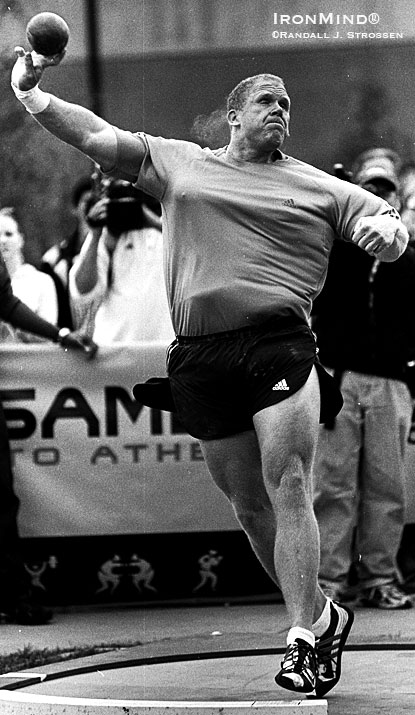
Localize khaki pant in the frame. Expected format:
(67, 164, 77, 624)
(314, 371, 412, 589)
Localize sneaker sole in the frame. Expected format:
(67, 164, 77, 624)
(275, 671, 316, 695)
(313, 601, 354, 698)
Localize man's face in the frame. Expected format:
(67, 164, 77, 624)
(0, 214, 23, 270)
(361, 180, 399, 208)
(229, 79, 291, 151)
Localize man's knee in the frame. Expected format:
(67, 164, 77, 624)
(262, 451, 314, 493)
(233, 499, 274, 532)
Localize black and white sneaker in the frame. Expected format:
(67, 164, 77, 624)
(275, 638, 317, 694)
(314, 600, 354, 698)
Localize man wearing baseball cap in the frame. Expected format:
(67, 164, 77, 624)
(354, 148, 400, 201)
(313, 147, 414, 610)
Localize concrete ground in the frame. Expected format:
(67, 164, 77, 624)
(0, 600, 414, 714)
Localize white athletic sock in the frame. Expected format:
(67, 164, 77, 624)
(312, 597, 332, 637)
(287, 626, 315, 648)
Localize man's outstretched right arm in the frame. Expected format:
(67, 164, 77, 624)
(11, 48, 145, 175)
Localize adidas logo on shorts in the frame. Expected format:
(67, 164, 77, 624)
(272, 378, 290, 391)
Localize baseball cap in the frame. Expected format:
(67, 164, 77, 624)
(354, 148, 400, 190)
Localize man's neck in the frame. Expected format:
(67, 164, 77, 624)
(226, 139, 283, 164)
(5, 255, 23, 277)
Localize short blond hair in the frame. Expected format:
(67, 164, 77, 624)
(226, 74, 286, 112)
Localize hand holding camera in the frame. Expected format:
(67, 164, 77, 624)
(85, 197, 109, 229)
(86, 179, 146, 239)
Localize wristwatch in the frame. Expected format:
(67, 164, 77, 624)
(56, 327, 71, 344)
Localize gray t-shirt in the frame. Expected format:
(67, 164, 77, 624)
(112, 129, 396, 336)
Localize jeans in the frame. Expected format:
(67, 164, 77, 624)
(314, 371, 412, 589)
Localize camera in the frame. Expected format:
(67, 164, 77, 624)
(87, 178, 146, 234)
(87, 177, 161, 235)
(105, 180, 145, 235)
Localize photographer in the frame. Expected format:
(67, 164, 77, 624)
(69, 180, 174, 344)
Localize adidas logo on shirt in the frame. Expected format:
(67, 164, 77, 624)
(282, 198, 296, 207)
(272, 379, 290, 391)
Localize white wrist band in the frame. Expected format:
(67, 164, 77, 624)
(11, 82, 51, 114)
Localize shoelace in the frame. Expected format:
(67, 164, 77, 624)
(316, 633, 341, 677)
(282, 641, 317, 679)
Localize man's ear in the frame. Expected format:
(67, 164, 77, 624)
(227, 108, 240, 127)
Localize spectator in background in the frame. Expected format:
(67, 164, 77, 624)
(399, 163, 415, 241)
(41, 177, 94, 328)
(69, 180, 174, 344)
(0, 207, 58, 341)
(312, 148, 415, 609)
(0, 250, 97, 624)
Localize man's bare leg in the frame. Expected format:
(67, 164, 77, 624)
(200, 371, 326, 693)
(200, 430, 278, 584)
(253, 367, 325, 629)
(200, 378, 326, 627)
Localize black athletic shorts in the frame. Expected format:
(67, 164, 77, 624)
(167, 316, 342, 440)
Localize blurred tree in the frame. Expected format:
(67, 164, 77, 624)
(0, 1, 92, 266)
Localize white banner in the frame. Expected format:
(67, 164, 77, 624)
(1, 344, 414, 539)
(0, 344, 239, 538)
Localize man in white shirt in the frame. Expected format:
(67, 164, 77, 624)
(69, 181, 174, 344)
